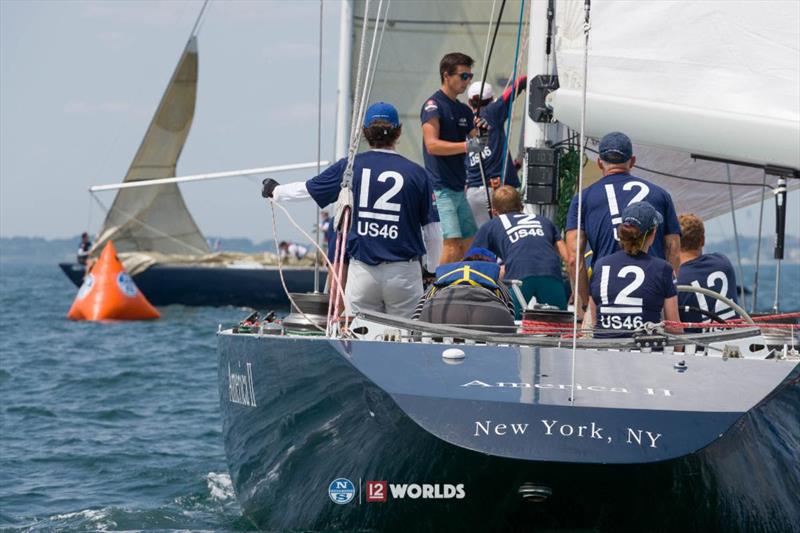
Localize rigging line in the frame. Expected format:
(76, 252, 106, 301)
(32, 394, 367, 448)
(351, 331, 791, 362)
(751, 170, 768, 313)
(344, 0, 371, 185)
(89, 193, 208, 255)
(570, 0, 591, 407)
(582, 147, 776, 189)
(481, 0, 498, 83)
(314, 0, 324, 294)
(476, 0, 508, 219)
(366, 0, 392, 103)
(86, 192, 94, 236)
(500, 0, 526, 184)
(189, 0, 210, 38)
(269, 203, 327, 334)
(727, 165, 747, 309)
(353, 0, 386, 148)
(505, 14, 530, 177)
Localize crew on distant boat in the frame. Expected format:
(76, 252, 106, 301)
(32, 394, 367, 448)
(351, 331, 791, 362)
(421, 52, 487, 265)
(263, 102, 442, 317)
(412, 247, 515, 332)
(677, 213, 739, 331)
(319, 210, 337, 264)
(77, 232, 91, 265)
(278, 241, 308, 260)
(566, 131, 682, 314)
(471, 186, 569, 314)
(589, 201, 683, 338)
(464, 77, 526, 227)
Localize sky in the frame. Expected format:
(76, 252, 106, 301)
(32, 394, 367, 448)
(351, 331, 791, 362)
(0, 0, 798, 247)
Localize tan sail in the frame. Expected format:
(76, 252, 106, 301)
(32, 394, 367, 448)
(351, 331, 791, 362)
(92, 36, 209, 256)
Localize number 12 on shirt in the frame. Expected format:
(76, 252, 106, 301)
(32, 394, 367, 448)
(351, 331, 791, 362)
(604, 181, 650, 241)
(357, 168, 402, 240)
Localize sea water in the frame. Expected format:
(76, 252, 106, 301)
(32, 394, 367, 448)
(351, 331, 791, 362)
(1, 262, 798, 531)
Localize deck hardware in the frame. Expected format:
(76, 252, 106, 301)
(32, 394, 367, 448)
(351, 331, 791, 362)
(519, 482, 552, 502)
(673, 360, 687, 372)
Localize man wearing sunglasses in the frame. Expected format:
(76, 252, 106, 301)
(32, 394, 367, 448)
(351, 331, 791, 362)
(421, 52, 487, 265)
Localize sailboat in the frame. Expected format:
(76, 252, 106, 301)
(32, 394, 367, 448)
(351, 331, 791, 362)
(217, 1, 799, 531)
(58, 24, 326, 308)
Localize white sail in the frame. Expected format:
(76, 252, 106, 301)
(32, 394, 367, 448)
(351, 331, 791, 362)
(549, 0, 799, 219)
(93, 37, 210, 255)
(352, 0, 528, 165)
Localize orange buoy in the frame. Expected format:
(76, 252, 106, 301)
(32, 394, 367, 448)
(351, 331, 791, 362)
(67, 241, 160, 321)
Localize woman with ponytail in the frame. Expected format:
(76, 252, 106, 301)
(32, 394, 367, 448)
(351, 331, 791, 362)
(589, 201, 683, 338)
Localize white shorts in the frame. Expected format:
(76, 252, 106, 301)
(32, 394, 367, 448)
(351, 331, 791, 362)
(466, 186, 491, 229)
(345, 259, 423, 318)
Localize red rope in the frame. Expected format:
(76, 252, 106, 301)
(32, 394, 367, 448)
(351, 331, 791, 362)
(663, 320, 799, 330)
(521, 320, 577, 335)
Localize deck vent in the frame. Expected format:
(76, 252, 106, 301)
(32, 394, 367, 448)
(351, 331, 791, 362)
(442, 348, 465, 364)
(518, 483, 552, 503)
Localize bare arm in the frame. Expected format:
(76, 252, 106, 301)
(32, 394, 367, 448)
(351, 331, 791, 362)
(565, 229, 589, 309)
(588, 296, 597, 329)
(664, 234, 681, 274)
(422, 118, 470, 156)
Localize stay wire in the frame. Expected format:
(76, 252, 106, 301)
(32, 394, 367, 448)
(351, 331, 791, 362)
(751, 170, 768, 312)
(570, 0, 591, 407)
(500, 0, 526, 184)
(314, 0, 324, 293)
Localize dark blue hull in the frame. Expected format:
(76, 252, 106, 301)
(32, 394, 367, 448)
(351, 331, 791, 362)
(217, 334, 800, 532)
(59, 262, 324, 308)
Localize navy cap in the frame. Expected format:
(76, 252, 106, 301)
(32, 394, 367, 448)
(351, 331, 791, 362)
(464, 246, 497, 262)
(599, 131, 633, 163)
(620, 201, 663, 232)
(363, 102, 400, 128)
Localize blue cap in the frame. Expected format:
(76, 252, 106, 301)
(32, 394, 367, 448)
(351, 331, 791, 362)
(599, 131, 633, 163)
(363, 102, 400, 128)
(620, 201, 663, 232)
(463, 246, 497, 262)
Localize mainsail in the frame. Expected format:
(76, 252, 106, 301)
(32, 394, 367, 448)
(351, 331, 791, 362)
(549, 0, 800, 219)
(352, 0, 527, 165)
(92, 37, 209, 255)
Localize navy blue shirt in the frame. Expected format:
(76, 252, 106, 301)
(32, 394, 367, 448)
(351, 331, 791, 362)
(471, 212, 562, 280)
(566, 173, 680, 267)
(677, 253, 738, 327)
(305, 150, 438, 266)
(591, 250, 677, 336)
(421, 90, 474, 191)
(466, 98, 520, 188)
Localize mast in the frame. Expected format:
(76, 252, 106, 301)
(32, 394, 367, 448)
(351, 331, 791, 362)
(335, 0, 354, 160)
(523, 0, 560, 220)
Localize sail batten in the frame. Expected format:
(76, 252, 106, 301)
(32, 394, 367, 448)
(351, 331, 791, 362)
(93, 36, 209, 255)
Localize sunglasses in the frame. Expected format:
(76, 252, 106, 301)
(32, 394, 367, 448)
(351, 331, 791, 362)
(452, 72, 474, 81)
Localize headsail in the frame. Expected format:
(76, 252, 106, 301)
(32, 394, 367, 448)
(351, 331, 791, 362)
(92, 37, 209, 255)
(549, 0, 800, 219)
(352, 0, 527, 165)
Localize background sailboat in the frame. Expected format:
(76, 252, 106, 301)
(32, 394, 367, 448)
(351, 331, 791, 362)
(58, 29, 326, 308)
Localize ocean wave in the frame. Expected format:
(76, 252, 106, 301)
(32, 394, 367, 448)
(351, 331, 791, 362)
(206, 472, 235, 502)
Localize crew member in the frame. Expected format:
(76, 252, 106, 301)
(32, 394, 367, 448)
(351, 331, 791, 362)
(263, 102, 442, 317)
(465, 77, 526, 227)
(412, 247, 515, 331)
(589, 201, 683, 337)
(471, 186, 569, 313)
(421, 52, 486, 265)
(278, 241, 309, 260)
(77, 232, 91, 265)
(566, 131, 681, 311)
(677, 213, 739, 330)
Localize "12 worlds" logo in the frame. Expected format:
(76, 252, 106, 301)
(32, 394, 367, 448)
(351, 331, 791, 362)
(366, 481, 465, 502)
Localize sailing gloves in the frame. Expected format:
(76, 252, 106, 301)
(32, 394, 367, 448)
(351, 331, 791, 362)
(466, 136, 487, 155)
(262, 178, 279, 199)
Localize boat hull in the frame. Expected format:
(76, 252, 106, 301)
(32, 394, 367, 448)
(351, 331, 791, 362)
(59, 262, 324, 308)
(217, 333, 800, 532)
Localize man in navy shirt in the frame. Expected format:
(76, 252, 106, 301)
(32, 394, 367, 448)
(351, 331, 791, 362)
(589, 201, 682, 338)
(263, 102, 442, 317)
(465, 77, 526, 227)
(677, 213, 739, 330)
(566, 131, 681, 313)
(421, 52, 486, 265)
(471, 186, 569, 312)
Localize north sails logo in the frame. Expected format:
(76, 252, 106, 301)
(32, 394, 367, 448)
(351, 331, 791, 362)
(228, 362, 257, 407)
